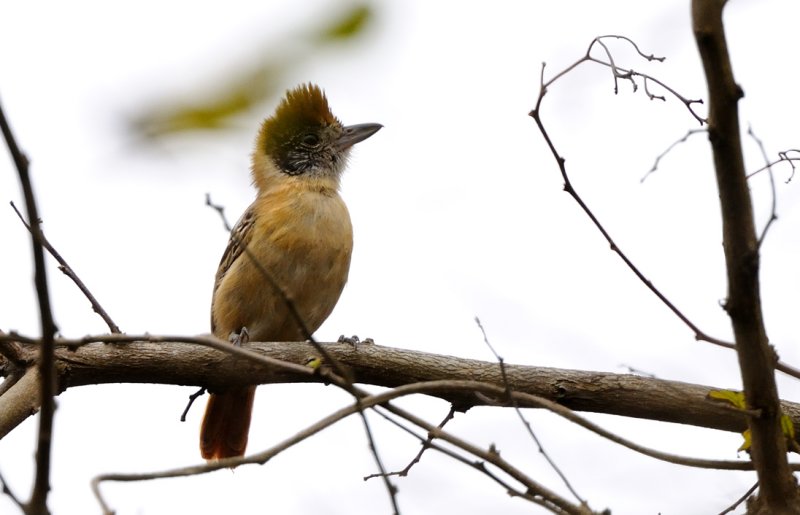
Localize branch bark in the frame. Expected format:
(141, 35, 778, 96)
(692, 0, 799, 510)
(0, 367, 41, 438)
(3, 339, 800, 441)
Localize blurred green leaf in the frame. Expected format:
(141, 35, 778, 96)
(707, 389, 746, 410)
(708, 389, 799, 454)
(131, 62, 286, 139)
(318, 4, 372, 41)
(129, 2, 376, 141)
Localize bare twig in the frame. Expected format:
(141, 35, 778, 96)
(383, 382, 789, 471)
(364, 406, 456, 480)
(1, 97, 57, 515)
(476, 317, 587, 508)
(746, 125, 778, 249)
(356, 409, 400, 515)
(367, 406, 561, 508)
(778, 150, 799, 183)
(9, 201, 121, 334)
(0, 469, 24, 511)
(593, 34, 666, 64)
(718, 482, 758, 515)
(583, 35, 705, 124)
(365, 407, 594, 514)
(94, 380, 617, 515)
(642, 78, 666, 102)
(642, 129, 706, 182)
(530, 44, 732, 351)
(746, 149, 800, 182)
(179, 387, 206, 422)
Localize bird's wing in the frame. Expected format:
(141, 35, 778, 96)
(210, 203, 257, 334)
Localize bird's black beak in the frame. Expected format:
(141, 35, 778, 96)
(336, 123, 383, 151)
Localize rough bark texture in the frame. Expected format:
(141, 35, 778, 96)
(3, 339, 800, 442)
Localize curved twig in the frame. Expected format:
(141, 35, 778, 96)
(93, 380, 625, 515)
(746, 126, 778, 249)
(364, 406, 457, 480)
(746, 150, 799, 182)
(718, 482, 758, 515)
(530, 37, 736, 352)
(476, 317, 586, 506)
(642, 129, 707, 182)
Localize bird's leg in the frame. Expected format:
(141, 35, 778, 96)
(230, 326, 250, 347)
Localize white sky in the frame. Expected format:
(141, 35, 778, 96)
(2, 1, 800, 514)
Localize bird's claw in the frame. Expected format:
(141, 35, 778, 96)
(230, 327, 250, 347)
(337, 335, 374, 349)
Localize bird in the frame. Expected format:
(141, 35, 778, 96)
(199, 83, 382, 460)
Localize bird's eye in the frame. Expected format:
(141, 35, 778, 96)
(301, 133, 320, 146)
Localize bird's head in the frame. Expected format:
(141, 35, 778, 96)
(252, 83, 382, 192)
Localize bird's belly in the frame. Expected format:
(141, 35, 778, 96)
(213, 193, 353, 342)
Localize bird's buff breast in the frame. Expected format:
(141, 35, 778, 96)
(213, 186, 354, 341)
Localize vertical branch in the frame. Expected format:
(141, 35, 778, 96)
(0, 99, 58, 515)
(691, 0, 799, 510)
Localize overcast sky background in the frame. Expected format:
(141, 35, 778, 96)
(2, 1, 800, 514)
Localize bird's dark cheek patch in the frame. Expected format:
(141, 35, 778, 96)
(279, 149, 309, 176)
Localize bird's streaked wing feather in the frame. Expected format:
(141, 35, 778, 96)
(210, 204, 257, 334)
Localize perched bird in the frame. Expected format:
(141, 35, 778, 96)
(200, 83, 381, 460)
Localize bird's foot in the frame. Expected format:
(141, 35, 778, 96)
(337, 335, 374, 350)
(229, 327, 250, 347)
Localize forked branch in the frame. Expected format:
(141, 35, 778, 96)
(528, 36, 736, 352)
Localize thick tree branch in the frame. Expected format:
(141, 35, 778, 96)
(692, 0, 799, 510)
(2, 338, 800, 441)
(0, 367, 41, 439)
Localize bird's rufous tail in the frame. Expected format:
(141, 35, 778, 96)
(200, 386, 256, 460)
